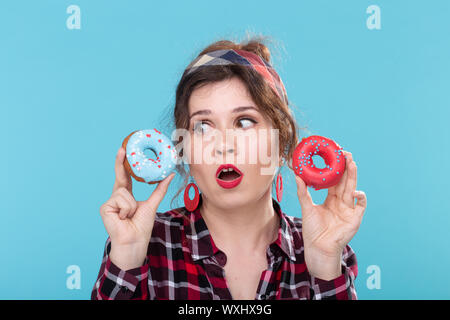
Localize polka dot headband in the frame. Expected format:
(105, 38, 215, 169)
(183, 49, 288, 105)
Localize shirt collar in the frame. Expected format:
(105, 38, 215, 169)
(183, 193, 297, 262)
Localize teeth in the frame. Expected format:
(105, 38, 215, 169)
(217, 167, 238, 178)
(217, 166, 242, 180)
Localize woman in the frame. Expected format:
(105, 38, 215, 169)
(91, 36, 367, 300)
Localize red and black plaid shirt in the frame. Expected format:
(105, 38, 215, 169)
(91, 194, 358, 300)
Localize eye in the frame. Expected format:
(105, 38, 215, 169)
(192, 120, 211, 134)
(236, 117, 257, 129)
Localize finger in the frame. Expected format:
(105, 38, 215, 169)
(139, 173, 176, 216)
(343, 160, 358, 208)
(353, 190, 367, 218)
(295, 175, 314, 214)
(333, 151, 352, 199)
(113, 147, 132, 193)
(117, 187, 138, 218)
(100, 198, 117, 218)
(114, 193, 132, 220)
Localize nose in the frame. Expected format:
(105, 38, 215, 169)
(216, 147, 234, 155)
(214, 132, 235, 156)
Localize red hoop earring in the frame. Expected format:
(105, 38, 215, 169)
(276, 173, 283, 203)
(184, 183, 200, 212)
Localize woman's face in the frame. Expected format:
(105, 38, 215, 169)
(185, 76, 282, 210)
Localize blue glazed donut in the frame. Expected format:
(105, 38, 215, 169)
(122, 128, 178, 184)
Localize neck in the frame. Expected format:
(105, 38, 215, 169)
(199, 188, 279, 254)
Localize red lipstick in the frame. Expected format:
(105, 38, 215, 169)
(215, 164, 244, 189)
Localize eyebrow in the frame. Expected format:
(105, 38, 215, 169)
(189, 106, 259, 119)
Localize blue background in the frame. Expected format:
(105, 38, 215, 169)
(1, 0, 449, 299)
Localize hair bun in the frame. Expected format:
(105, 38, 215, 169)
(197, 36, 273, 65)
(240, 40, 271, 64)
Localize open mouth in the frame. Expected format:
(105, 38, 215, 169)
(217, 168, 242, 181)
(215, 164, 243, 189)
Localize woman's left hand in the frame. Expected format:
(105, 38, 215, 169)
(294, 151, 367, 280)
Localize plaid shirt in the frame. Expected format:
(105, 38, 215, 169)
(91, 195, 358, 300)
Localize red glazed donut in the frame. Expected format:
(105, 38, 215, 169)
(292, 135, 346, 191)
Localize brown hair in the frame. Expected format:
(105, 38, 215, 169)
(168, 34, 308, 209)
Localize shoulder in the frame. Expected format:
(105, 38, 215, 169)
(281, 211, 357, 272)
(150, 207, 189, 240)
(153, 206, 189, 230)
(282, 213, 304, 234)
(279, 212, 306, 254)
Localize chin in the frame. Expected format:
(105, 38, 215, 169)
(212, 189, 249, 209)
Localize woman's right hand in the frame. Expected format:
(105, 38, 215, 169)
(99, 146, 175, 270)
